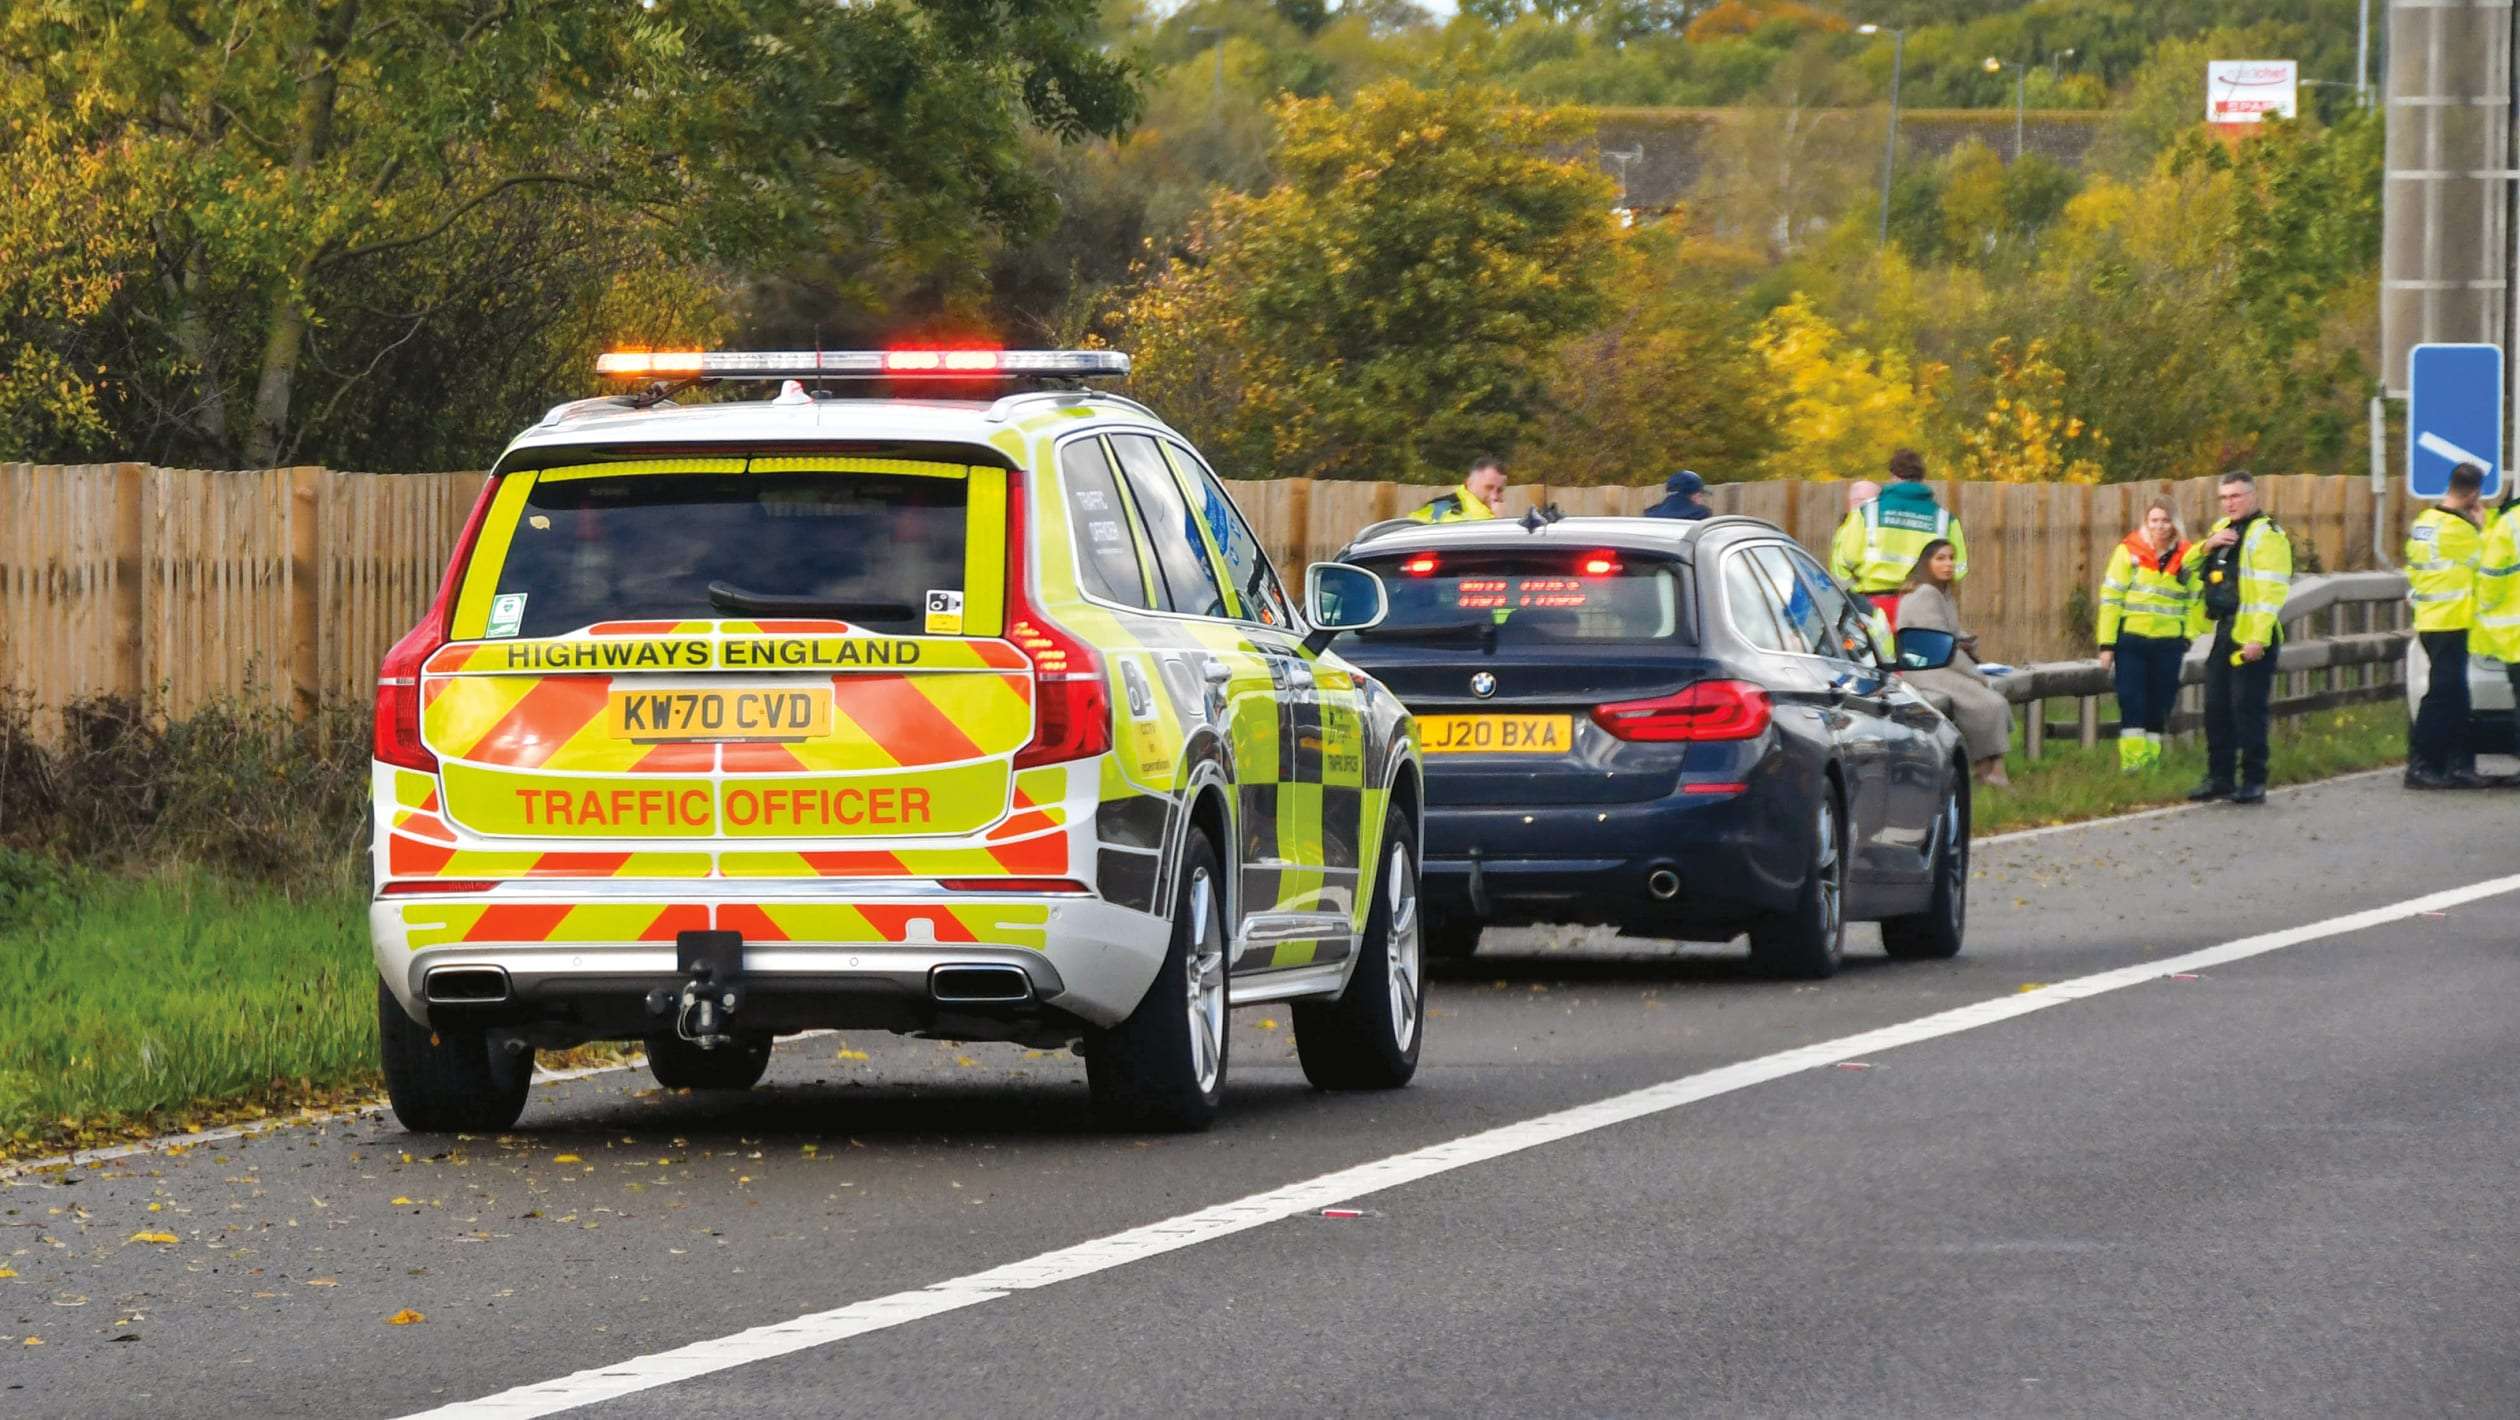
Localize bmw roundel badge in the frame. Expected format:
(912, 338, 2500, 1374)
(1470, 671, 1497, 698)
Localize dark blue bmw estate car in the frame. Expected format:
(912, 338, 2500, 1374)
(1330, 513, 1970, 978)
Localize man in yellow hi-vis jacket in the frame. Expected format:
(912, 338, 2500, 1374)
(2404, 462, 2488, 789)
(1407, 456, 1507, 524)
(2184, 472, 2292, 805)
(1830, 450, 1964, 625)
(2473, 488, 2520, 769)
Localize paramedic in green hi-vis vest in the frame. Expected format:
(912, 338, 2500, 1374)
(1831, 449, 1964, 628)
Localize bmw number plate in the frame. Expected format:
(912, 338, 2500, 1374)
(1420, 714, 1572, 755)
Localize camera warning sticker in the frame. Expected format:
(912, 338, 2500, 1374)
(924, 589, 965, 636)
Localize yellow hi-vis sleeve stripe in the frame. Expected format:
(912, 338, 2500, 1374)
(451, 474, 540, 639)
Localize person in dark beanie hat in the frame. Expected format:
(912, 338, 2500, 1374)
(1645, 469, 1711, 520)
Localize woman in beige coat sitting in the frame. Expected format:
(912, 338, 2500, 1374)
(1897, 538, 2014, 787)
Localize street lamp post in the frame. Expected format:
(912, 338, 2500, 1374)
(1859, 23, 1905, 246)
(1188, 25, 1224, 110)
(1984, 56, 2025, 162)
(2050, 47, 2077, 81)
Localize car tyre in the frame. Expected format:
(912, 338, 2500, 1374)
(1424, 915, 1482, 962)
(377, 979, 533, 1134)
(1294, 807, 1425, 1091)
(1881, 776, 1967, 960)
(646, 1031, 775, 1091)
(1085, 831, 1228, 1131)
(1748, 784, 1846, 980)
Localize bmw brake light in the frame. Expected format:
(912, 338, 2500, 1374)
(1591, 681, 1772, 742)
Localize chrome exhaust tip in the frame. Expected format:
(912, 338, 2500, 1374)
(929, 965, 1035, 1005)
(1645, 868, 1681, 901)
(424, 966, 512, 1005)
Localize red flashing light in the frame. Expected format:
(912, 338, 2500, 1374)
(1579, 551, 1623, 577)
(885, 348, 1003, 373)
(1591, 681, 1773, 743)
(1399, 552, 1441, 577)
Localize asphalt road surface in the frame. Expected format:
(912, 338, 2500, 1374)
(9, 769, 2518, 1418)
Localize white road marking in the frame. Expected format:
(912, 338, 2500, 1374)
(403, 871, 2520, 1419)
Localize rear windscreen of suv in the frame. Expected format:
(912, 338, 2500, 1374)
(1357, 548, 1686, 643)
(474, 468, 972, 639)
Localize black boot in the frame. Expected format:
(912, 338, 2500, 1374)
(2187, 781, 2233, 802)
(2229, 783, 2266, 805)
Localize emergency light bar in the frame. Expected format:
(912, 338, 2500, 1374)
(595, 349, 1130, 381)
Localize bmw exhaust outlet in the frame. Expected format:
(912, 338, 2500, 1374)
(648, 930, 746, 1050)
(1646, 866, 1681, 900)
(423, 966, 511, 1005)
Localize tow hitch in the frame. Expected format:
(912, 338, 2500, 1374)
(648, 930, 746, 1048)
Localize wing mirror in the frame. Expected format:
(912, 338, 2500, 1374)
(1303, 562, 1388, 655)
(1894, 626, 1957, 671)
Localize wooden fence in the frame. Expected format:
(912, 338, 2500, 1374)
(0, 463, 2429, 719)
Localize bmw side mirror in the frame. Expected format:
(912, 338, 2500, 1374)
(1895, 626, 1957, 671)
(1303, 562, 1387, 655)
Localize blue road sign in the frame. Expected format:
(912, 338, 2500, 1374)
(2407, 342, 2503, 499)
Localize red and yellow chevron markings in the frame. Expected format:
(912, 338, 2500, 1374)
(399, 901, 710, 951)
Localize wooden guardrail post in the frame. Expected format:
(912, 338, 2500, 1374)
(288, 466, 324, 719)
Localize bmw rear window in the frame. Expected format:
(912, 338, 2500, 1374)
(456, 462, 994, 640)
(1354, 548, 1687, 643)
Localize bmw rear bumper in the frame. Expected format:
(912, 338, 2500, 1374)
(1420, 786, 1805, 936)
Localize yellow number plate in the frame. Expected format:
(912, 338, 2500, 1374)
(1420, 714, 1573, 755)
(606, 689, 832, 742)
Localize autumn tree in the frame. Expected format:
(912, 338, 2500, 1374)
(0, 0, 1136, 468)
(1114, 81, 1618, 481)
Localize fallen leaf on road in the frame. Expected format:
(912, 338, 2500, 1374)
(552, 1155, 581, 1165)
(385, 1309, 426, 1326)
(126, 1232, 178, 1245)
(22, 1336, 39, 1346)
(0, 1267, 16, 1278)
(2017, 983, 2047, 993)
(1256, 1018, 1280, 1031)
(835, 1047, 869, 1061)
(391, 1197, 415, 1206)
(306, 1278, 338, 1287)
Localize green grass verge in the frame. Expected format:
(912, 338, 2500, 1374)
(0, 867, 374, 1157)
(1976, 702, 2408, 835)
(0, 701, 2411, 1164)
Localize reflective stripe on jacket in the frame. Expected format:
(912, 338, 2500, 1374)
(2096, 534, 2193, 645)
(2472, 504, 2520, 660)
(1829, 486, 1967, 594)
(2405, 506, 2482, 633)
(2184, 514, 2293, 645)
(1406, 484, 1497, 525)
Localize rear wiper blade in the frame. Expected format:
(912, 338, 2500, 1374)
(706, 581, 914, 620)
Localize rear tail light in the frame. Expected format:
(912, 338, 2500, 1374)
(1005, 479, 1113, 768)
(1591, 680, 1772, 742)
(939, 878, 1089, 894)
(1398, 552, 1440, 577)
(1578, 551, 1623, 576)
(375, 475, 502, 771)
